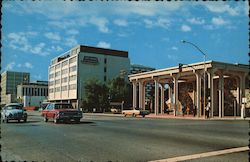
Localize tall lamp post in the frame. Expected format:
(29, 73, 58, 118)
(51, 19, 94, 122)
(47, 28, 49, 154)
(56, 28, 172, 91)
(181, 40, 207, 118)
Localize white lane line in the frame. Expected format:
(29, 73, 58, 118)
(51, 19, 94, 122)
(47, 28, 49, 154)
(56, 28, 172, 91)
(149, 146, 249, 162)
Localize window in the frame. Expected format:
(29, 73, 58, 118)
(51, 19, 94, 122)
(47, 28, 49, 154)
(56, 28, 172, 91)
(55, 71, 61, 77)
(55, 79, 60, 85)
(61, 85, 68, 91)
(55, 64, 60, 70)
(49, 73, 54, 79)
(49, 88, 54, 93)
(69, 56, 76, 64)
(104, 58, 107, 64)
(104, 76, 107, 82)
(62, 69, 68, 75)
(62, 60, 68, 67)
(104, 67, 107, 73)
(49, 81, 54, 86)
(55, 87, 61, 92)
(61, 77, 68, 83)
(69, 84, 76, 90)
(69, 75, 76, 81)
(69, 65, 77, 73)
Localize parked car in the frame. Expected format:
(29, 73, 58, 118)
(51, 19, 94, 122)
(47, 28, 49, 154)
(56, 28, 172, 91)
(1, 103, 27, 123)
(122, 108, 150, 117)
(41, 103, 82, 123)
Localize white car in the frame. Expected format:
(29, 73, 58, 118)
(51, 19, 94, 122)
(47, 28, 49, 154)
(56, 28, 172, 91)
(122, 108, 150, 118)
(1, 103, 27, 123)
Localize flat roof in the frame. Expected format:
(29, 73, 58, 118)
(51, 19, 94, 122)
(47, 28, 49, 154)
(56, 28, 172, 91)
(79, 45, 128, 58)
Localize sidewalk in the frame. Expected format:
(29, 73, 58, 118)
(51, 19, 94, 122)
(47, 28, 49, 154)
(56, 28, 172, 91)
(28, 111, 250, 121)
(85, 112, 250, 121)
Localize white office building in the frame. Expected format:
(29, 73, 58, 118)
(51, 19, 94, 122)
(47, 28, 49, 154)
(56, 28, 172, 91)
(48, 45, 130, 108)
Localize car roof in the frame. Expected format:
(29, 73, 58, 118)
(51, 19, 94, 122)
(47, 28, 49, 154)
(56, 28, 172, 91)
(5, 103, 23, 106)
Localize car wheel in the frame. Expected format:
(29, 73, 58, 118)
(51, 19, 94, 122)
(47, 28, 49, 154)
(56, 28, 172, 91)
(44, 116, 48, 122)
(23, 118, 27, 123)
(75, 119, 80, 123)
(54, 117, 59, 124)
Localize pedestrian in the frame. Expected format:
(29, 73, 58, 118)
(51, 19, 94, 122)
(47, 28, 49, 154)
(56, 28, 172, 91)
(193, 106, 196, 117)
(206, 104, 210, 119)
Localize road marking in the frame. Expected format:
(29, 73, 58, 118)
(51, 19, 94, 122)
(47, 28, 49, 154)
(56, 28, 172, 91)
(149, 146, 249, 162)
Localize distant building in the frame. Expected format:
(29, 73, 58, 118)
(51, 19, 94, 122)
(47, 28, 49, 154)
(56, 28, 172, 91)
(1, 71, 30, 105)
(48, 45, 130, 108)
(17, 81, 48, 107)
(130, 64, 155, 109)
(130, 64, 155, 74)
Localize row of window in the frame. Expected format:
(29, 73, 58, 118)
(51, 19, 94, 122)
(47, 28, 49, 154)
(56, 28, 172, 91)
(49, 56, 77, 72)
(49, 65, 77, 80)
(49, 75, 77, 86)
(49, 84, 76, 93)
(22, 87, 48, 96)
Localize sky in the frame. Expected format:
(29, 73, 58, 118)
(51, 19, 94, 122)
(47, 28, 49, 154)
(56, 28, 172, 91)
(2, 1, 249, 81)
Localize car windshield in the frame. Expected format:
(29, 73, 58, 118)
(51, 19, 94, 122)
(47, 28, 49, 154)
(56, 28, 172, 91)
(5, 105, 22, 110)
(54, 104, 73, 109)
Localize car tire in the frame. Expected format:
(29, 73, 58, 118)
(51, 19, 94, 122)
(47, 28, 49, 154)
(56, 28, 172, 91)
(54, 117, 59, 124)
(6, 119, 9, 123)
(75, 118, 80, 123)
(23, 118, 27, 123)
(44, 116, 48, 122)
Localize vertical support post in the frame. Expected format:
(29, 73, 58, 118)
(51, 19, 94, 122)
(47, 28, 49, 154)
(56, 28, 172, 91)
(139, 81, 143, 109)
(173, 75, 179, 116)
(195, 72, 201, 117)
(218, 72, 224, 118)
(154, 79, 159, 115)
(208, 70, 214, 118)
(168, 83, 173, 111)
(160, 84, 165, 115)
(240, 73, 246, 119)
(132, 81, 137, 108)
(142, 82, 146, 110)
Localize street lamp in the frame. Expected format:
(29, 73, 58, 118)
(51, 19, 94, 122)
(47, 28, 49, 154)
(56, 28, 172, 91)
(181, 40, 207, 118)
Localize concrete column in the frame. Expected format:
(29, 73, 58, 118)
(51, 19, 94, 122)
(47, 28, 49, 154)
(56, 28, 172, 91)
(142, 82, 146, 110)
(195, 73, 201, 117)
(192, 82, 196, 114)
(139, 81, 143, 109)
(173, 75, 179, 116)
(218, 72, 224, 118)
(132, 81, 137, 108)
(154, 79, 159, 115)
(160, 84, 165, 115)
(240, 73, 247, 118)
(236, 77, 240, 116)
(168, 83, 173, 111)
(208, 71, 214, 118)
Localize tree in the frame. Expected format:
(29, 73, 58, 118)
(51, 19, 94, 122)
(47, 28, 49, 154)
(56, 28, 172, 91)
(82, 79, 109, 112)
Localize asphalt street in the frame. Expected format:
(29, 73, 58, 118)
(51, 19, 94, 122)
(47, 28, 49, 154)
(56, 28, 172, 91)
(1, 112, 249, 162)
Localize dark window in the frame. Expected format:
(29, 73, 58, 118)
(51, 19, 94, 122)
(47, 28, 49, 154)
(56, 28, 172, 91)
(104, 76, 107, 82)
(104, 67, 107, 73)
(104, 58, 107, 64)
(22, 87, 25, 96)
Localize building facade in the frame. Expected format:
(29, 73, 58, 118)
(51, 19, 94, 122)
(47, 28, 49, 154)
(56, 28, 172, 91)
(48, 45, 130, 108)
(1, 71, 30, 105)
(129, 61, 249, 118)
(17, 81, 48, 107)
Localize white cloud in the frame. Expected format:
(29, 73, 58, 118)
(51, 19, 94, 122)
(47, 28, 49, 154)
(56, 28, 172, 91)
(7, 32, 50, 56)
(30, 43, 48, 56)
(187, 17, 205, 25)
(5, 62, 16, 70)
(211, 17, 228, 26)
(200, 2, 239, 16)
(50, 45, 63, 52)
(113, 19, 128, 27)
(67, 29, 79, 35)
(171, 46, 178, 51)
(65, 36, 78, 47)
(144, 18, 171, 29)
(97, 41, 111, 49)
(24, 62, 33, 69)
(44, 32, 61, 41)
(89, 17, 109, 33)
(181, 24, 191, 32)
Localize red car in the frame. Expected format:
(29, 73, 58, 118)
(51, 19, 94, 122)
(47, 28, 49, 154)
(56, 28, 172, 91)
(41, 103, 82, 123)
